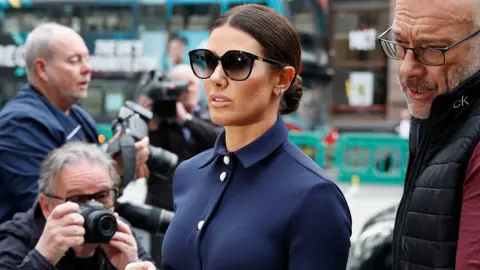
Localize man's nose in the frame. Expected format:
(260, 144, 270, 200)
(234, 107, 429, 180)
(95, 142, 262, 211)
(399, 50, 426, 79)
(82, 58, 92, 74)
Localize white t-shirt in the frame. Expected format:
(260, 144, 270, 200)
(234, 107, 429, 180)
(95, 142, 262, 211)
(398, 120, 410, 139)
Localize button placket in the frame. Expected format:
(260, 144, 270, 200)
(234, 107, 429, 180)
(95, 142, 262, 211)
(196, 154, 234, 238)
(223, 155, 230, 165)
(197, 220, 205, 231)
(219, 155, 232, 183)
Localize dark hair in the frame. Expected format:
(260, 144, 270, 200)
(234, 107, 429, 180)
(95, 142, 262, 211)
(211, 4, 303, 115)
(168, 32, 188, 46)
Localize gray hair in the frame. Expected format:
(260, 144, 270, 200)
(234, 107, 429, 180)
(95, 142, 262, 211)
(24, 22, 73, 81)
(38, 141, 119, 194)
(168, 63, 200, 89)
(168, 63, 195, 79)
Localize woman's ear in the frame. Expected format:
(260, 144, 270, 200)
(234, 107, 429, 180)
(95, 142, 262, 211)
(275, 66, 296, 94)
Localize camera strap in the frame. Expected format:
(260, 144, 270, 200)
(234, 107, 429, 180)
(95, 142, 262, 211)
(119, 133, 137, 187)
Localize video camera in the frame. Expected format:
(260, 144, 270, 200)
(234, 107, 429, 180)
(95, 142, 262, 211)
(106, 100, 177, 235)
(136, 70, 189, 120)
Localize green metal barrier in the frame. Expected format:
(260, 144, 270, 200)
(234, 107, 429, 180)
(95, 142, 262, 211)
(96, 122, 113, 145)
(334, 133, 409, 185)
(288, 132, 326, 167)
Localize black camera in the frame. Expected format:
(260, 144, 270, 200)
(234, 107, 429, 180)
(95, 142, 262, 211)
(115, 202, 173, 235)
(108, 100, 179, 186)
(77, 202, 117, 244)
(137, 70, 189, 120)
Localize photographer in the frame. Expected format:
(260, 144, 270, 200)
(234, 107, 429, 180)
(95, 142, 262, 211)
(0, 23, 149, 223)
(139, 64, 222, 211)
(0, 142, 154, 269)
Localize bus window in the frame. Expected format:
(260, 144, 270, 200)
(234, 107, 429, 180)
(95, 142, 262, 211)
(139, 4, 167, 31)
(85, 5, 133, 32)
(171, 4, 221, 31)
(227, 2, 266, 10)
(3, 7, 51, 33)
(0, 80, 23, 108)
(105, 90, 126, 118)
(288, 0, 319, 34)
(80, 85, 104, 119)
(51, 5, 83, 33)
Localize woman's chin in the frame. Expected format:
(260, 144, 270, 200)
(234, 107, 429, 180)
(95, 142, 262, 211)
(210, 113, 231, 126)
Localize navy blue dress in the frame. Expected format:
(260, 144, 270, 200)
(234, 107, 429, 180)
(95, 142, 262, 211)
(162, 117, 352, 270)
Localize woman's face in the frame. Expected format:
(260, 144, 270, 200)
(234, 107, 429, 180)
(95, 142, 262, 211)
(204, 25, 282, 127)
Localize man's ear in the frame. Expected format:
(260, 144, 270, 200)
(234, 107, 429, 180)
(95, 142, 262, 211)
(275, 66, 296, 94)
(35, 59, 49, 82)
(38, 194, 53, 220)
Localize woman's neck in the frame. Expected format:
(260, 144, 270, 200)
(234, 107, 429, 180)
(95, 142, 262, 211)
(224, 113, 277, 152)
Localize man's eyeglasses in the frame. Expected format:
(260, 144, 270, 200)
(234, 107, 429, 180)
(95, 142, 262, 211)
(43, 188, 118, 208)
(188, 49, 286, 81)
(377, 27, 480, 66)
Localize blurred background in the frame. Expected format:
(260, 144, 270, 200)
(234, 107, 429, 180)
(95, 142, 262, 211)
(0, 0, 407, 269)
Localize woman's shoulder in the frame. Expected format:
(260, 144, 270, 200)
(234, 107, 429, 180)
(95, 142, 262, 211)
(174, 148, 216, 175)
(280, 141, 331, 184)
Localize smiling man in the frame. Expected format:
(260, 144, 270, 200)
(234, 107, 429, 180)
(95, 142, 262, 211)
(378, 0, 480, 269)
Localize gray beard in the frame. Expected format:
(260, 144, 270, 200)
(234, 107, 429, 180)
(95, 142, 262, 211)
(402, 42, 480, 119)
(449, 44, 480, 91)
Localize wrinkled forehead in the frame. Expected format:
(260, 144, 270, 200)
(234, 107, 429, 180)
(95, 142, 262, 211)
(393, 0, 475, 42)
(55, 160, 112, 194)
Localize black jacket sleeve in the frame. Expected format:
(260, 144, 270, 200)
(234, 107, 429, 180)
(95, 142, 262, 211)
(0, 233, 56, 270)
(184, 117, 222, 147)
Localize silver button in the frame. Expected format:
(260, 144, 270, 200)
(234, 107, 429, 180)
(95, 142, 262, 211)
(220, 172, 227, 182)
(197, 220, 205, 230)
(223, 156, 230, 165)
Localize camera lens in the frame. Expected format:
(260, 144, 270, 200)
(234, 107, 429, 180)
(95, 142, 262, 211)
(97, 215, 117, 237)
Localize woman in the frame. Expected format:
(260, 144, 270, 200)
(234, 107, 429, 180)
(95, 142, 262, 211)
(160, 4, 351, 270)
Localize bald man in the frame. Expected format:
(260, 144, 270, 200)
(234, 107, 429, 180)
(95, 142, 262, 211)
(0, 23, 149, 223)
(377, 0, 479, 269)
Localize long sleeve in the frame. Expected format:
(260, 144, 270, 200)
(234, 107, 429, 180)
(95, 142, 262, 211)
(0, 232, 55, 270)
(456, 141, 480, 269)
(185, 117, 222, 147)
(288, 181, 352, 270)
(0, 115, 59, 223)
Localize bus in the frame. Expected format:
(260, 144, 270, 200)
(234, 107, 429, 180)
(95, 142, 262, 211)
(138, 0, 332, 131)
(0, 0, 149, 142)
(0, 0, 331, 141)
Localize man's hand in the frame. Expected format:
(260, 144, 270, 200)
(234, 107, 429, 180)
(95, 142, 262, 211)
(35, 202, 85, 265)
(134, 137, 150, 173)
(135, 164, 150, 180)
(111, 135, 150, 180)
(102, 213, 139, 270)
(126, 261, 156, 270)
(138, 95, 152, 111)
(176, 101, 191, 123)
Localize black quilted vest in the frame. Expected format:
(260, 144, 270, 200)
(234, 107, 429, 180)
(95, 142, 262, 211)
(392, 70, 480, 270)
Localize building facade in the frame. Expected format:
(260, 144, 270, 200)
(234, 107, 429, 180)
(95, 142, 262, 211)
(327, 0, 406, 130)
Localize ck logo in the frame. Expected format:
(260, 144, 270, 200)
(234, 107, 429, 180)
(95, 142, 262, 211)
(453, 96, 469, 108)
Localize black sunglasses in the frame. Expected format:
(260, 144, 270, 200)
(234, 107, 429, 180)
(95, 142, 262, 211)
(188, 49, 286, 81)
(43, 187, 118, 208)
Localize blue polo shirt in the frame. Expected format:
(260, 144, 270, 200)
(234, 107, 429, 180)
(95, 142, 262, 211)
(162, 117, 352, 270)
(0, 85, 98, 223)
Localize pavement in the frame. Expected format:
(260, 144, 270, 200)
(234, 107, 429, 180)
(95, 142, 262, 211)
(325, 168, 403, 241)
